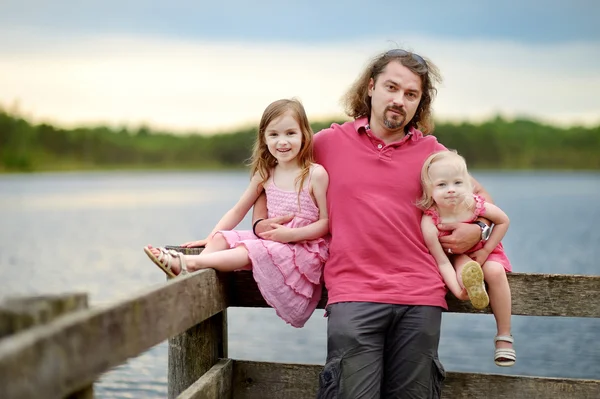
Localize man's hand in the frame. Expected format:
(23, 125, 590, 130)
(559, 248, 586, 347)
(259, 223, 296, 243)
(438, 222, 481, 254)
(254, 214, 294, 236)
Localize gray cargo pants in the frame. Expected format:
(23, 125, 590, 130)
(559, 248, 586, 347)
(316, 302, 445, 399)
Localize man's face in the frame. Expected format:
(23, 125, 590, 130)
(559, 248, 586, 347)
(368, 60, 422, 132)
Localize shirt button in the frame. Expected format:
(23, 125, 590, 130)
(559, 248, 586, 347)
(377, 144, 383, 149)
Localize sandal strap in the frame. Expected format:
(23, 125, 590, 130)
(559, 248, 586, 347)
(163, 249, 189, 275)
(157, 248, 189, 275)
(494, 335, 514, 343)
(177, 252, 189, 275)
(495, 349, 516, 360)
(494, 348, 517, 357)
(156, 248, 173, 272)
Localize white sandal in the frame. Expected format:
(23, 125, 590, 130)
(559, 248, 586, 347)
(494, 335, 516, 367)
(144, 247, 189, 278)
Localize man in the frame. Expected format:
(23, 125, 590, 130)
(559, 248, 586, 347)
(254, 49, 491, 398)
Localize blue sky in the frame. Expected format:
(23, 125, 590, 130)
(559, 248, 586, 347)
(2, 1, 598, 44)
(1, 1, 599, 132)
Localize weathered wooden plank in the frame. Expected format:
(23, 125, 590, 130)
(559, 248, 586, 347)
(165, 246, 600, 317)
(166, 246, 204, 255)
(444, 371, 600, 399)
(230, 272, 600, 317)
(169, 312, 227, 398)
(0, 293, 95, 398)
(0, 293, 88, 339)
(233, 360, 318, 399)
(231, 360, 600, 399)
(448, 273, 600, 317)
(177, 358, 233, 399)
(0, 269, 229, 399)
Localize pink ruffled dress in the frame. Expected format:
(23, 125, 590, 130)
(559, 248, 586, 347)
(424, 194, 512, 272)
(217, 166, 329, 328)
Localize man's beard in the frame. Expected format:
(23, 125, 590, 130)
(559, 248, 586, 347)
(383, 105, 407, 130)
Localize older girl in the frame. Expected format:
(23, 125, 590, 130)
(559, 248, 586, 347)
(144, 98, 329, 328)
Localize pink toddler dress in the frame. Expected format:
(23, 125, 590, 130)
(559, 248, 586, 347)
(424, 194, 512, 272)
(217, 166, 329, 328)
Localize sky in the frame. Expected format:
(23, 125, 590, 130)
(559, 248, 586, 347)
(1, 1, 599, 133)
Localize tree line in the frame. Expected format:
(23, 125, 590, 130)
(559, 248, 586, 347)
(1, 109, 598, 172)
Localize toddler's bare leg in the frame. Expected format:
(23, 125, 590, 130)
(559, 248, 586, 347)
(453, 254, 473, 287)
(455, 254, 489, 309)
(483, 261, 513, 350)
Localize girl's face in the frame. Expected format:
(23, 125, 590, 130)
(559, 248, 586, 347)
(264, 110, 303, 166)
(428, 160, 470, 208)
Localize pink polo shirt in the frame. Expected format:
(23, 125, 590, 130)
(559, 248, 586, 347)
(314, 117, 448, 309)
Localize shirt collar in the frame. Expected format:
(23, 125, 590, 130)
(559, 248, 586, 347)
(354, 116, 424, 143)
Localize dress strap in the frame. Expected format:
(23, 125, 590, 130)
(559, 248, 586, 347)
(473, 194, 486, 217)
(424, 207, 441, 226)
(306, 164, 316, 191)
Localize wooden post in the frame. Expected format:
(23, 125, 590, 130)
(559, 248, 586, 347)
(168, 311, 227, 398)
(67, 386, 95, 399)
(166, 246, 229, 399)
(0, 293, 94, 398)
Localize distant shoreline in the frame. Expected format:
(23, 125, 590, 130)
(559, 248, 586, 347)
(2, 166, 599, 176)
(2, 110, 599, 172)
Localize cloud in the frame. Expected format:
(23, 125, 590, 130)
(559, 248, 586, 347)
(1, 29, 599, 133)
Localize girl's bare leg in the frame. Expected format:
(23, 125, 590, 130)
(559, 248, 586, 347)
(187, 233, 250, 272)
(201, 232, 230, 255)
(453, 254, 474, 287)
(186, 246, 250, 271)
(483, 261, 513, 351)
(147, 233, 249, 274)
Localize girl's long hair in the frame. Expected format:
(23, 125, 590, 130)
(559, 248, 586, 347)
(249, 98, 314, 205)
(417, 150, 475, 210)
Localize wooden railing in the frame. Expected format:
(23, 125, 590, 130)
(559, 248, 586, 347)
(1, 252, 599, 398)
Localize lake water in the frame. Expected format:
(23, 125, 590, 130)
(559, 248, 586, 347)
(0, 170, 599, 398)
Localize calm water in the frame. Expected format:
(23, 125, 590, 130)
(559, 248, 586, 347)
(0, 171, 599, 398)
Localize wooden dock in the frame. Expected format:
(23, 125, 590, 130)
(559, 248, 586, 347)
(1, 246, 599, 398)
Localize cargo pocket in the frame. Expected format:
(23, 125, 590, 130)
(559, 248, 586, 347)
(431, 357, 446, 399)
(316, 357, 342, 399)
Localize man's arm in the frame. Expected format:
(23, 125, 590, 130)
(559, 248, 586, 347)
(472, 176, 493, 227)
(472, 176, 492, 203)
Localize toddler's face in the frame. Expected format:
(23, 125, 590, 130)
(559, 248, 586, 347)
(428, 160, 470, 208)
